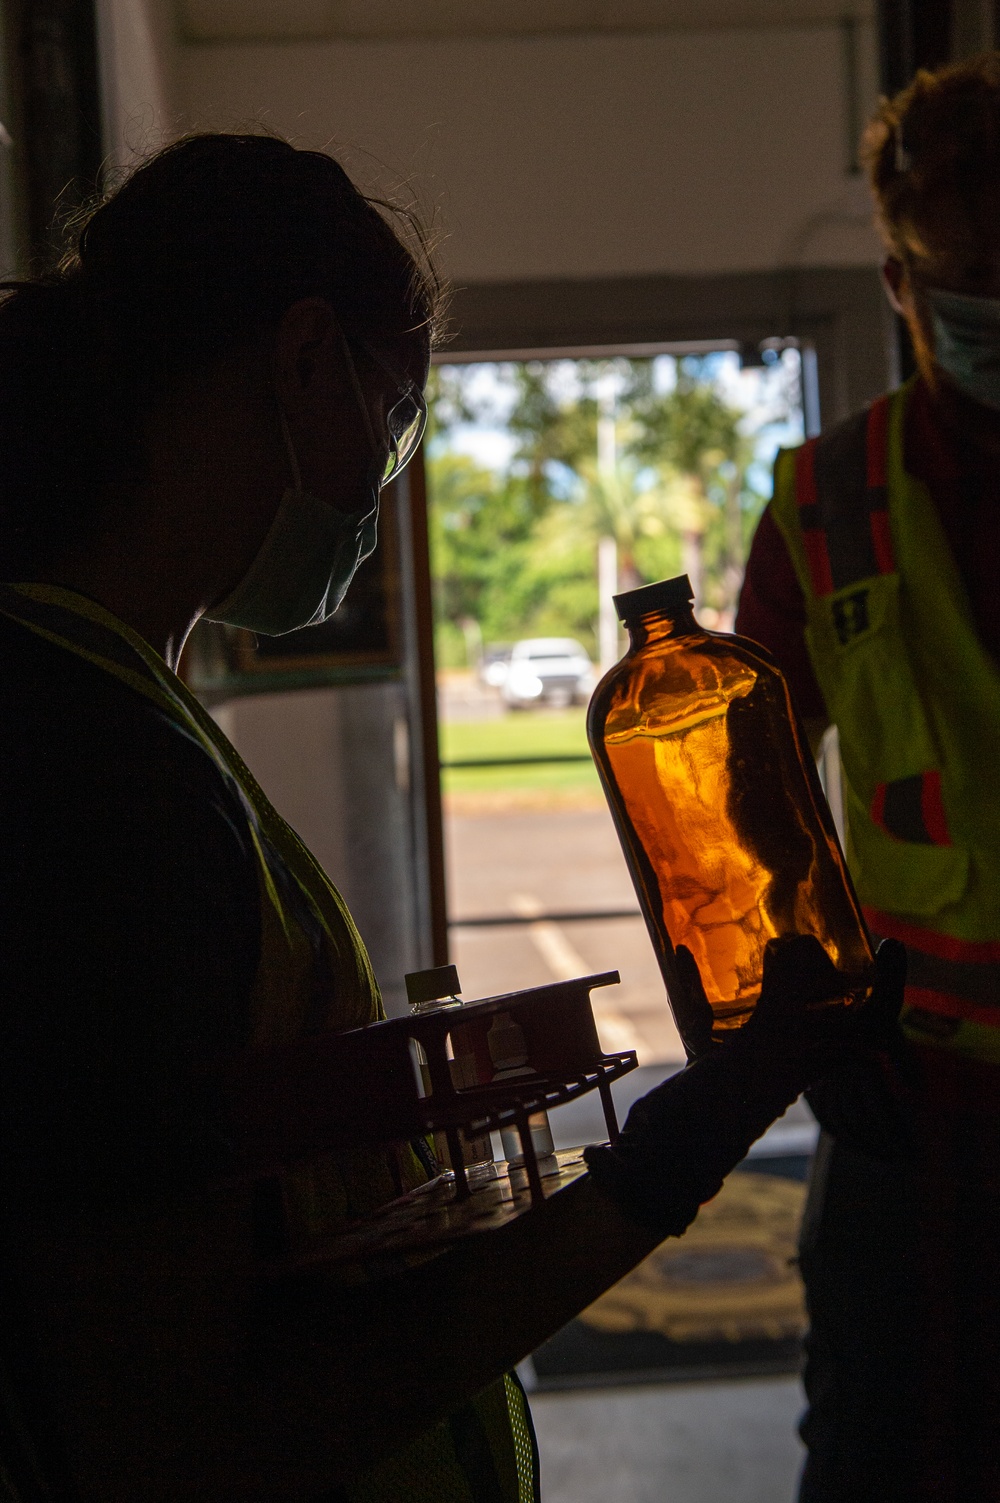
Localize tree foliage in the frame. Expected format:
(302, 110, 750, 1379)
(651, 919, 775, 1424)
(425, 354, 797, 664)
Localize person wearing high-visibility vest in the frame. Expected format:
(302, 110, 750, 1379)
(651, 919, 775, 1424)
(737, 54, 1000, 1503)
(0, 133, 895, 1501)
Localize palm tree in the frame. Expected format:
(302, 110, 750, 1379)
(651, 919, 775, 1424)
(625, 362, 753, 624)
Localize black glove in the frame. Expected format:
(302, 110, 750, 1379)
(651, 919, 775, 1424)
(584, 936, 907, 1236)
(803, 938, 917, 1161)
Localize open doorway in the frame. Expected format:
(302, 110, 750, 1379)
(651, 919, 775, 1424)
(427, 343, 805, 1064)
(424, 343, 818, 1499)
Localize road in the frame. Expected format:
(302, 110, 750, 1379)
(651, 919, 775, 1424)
(444, 802, 817, 1155)
(445, 805, 686, 1066)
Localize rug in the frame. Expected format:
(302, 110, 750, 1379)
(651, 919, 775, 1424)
(530, 1163, 810, 1389)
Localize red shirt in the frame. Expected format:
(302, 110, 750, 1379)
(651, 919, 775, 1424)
(736, 378, 1000, 721)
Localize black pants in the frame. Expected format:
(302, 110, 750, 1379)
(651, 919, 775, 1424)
(798, 1133, 920, 1503)
(799, 1127, 1000, 1503)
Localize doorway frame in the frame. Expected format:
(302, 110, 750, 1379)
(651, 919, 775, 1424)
(438, 265, 894, 430)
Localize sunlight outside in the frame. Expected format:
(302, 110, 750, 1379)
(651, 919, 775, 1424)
(427, 347, 806, 1067)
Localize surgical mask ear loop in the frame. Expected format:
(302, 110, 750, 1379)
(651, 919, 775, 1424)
(338, 331, 380, 456)
(278, 334, 382, 496)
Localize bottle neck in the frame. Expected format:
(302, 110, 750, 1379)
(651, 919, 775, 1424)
(623, 604, 699, 650)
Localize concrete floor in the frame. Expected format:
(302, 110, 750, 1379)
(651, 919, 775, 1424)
(528, 1376, 806, 1503)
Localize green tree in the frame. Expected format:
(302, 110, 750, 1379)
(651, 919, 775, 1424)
(624, 359, 760, 620)
(507, 359, 684, 598)
(504, 362, 601, 514)
(425, 354, 781, 656)
(428, 452, 534, 658)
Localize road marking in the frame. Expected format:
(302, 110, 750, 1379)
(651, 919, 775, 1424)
(509, 893, 649, 1061)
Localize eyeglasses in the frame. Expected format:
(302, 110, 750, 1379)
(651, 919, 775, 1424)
(341, 334, 428, 486)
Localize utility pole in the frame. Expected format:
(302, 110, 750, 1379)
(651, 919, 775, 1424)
(598, 536, 619, 673)
(596, 372, 620, 674)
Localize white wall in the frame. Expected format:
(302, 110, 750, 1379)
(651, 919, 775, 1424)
(177, 22, 883, 284)
(213, 684, 424, 1016)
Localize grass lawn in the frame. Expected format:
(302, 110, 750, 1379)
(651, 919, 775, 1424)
(439, 708, 603, 804)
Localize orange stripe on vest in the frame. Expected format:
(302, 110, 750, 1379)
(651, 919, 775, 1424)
(865, 907, 1000, 965)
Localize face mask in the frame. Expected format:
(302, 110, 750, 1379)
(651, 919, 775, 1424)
(206, 416, 380, 637)
(927, 287, 1000, 411)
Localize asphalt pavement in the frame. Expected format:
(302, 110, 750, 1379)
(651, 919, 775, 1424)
(444, 803, 817, 1153)
(446, 805, 686, 1066)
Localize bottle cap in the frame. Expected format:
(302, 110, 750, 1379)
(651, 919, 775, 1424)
(614, 574, 694, 622)
(405, 963, 462, 1007)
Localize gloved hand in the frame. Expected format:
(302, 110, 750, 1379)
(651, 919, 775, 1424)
(673, 932, 906, 1061)
(584, 935, 907, 1236)
(800, 937, 917, 1162)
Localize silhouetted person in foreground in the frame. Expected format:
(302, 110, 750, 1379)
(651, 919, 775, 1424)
(0, 133, 897, 1500)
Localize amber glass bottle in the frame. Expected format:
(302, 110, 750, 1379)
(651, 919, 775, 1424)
(587, 575, 874, 1043)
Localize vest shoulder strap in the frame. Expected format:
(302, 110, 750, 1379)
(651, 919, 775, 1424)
(789, 393, 896, 599)
(0, 582, 382, 1034)
(772, 388, 1000, 1058)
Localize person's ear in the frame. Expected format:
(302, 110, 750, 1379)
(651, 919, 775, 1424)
(274, 298, 342, 414)
(881, 256, 907, 316)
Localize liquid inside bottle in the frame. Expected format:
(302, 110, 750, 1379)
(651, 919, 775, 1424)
(587, 575, 874, 1043)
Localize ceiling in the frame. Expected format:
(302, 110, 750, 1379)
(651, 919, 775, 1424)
(177, 0, 875, 44)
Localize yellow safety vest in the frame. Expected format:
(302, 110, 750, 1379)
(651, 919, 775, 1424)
(0, 582, 536, 1503)
(769, 378, 1000, 1063)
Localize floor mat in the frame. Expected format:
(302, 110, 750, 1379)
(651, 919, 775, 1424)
(532, 1164, 809, 1389)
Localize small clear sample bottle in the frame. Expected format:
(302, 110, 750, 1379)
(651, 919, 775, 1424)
(404, 964, 494, 1174)
(487, 1010, 555, 1166)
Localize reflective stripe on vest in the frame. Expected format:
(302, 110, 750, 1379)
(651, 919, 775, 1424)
(770, 381, 1000, 1062)
(0, 583, 536, 1503)
(793, 401, 956, 850)
(794, 396, 896, 600)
